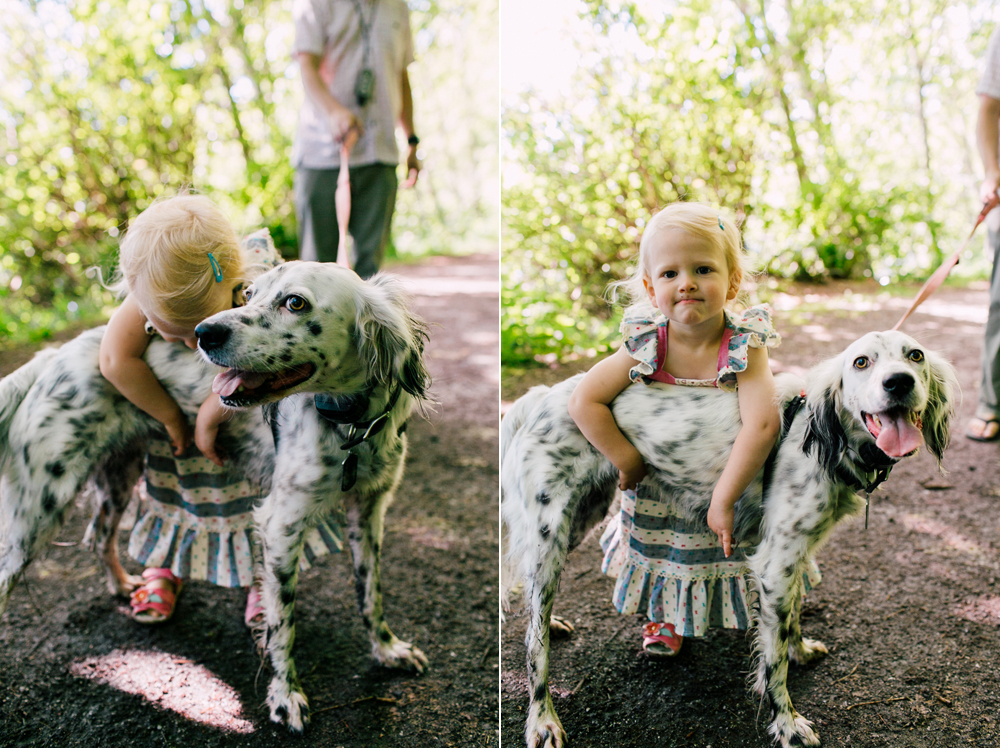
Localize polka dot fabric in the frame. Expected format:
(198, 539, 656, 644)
(600, 489, 820, 636)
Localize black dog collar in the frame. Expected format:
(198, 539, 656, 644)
(314, 385, 403, 491)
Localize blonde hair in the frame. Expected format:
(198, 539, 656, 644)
(116, 195, 245, 327)
(609, 202, 751, 307)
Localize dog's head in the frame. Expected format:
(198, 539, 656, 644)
(804, 330, 958, 472)
(195, 261, 430, 408)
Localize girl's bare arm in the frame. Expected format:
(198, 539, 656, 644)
(99, 295, 191, 455)
(568, 347, 646, 489)
(707, 346, 781, 556)
(195, 394, 234, 467)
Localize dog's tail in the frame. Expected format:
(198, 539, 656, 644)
(0, 348, 58, 466)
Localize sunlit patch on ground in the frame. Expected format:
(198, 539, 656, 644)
(404, 525, 460, 551)
(69, 649, 254, 733)
(953, 595, 1000, 626)
(768, 288, 987, 324)
(400, 276, 498, 297)
(901, 514, 988, 560)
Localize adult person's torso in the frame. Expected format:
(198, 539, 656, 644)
(294, 0, 413, 169)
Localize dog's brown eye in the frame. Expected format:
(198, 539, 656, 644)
(853, 356, 869, 370)
(243, 287, 253, 302)
(285, 295, 308, 312)
(908, 349, 924, 363)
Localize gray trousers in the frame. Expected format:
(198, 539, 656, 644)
(295, 163, 398, 280)
(981, 228, 1000, 418)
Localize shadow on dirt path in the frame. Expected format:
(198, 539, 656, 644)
(0, 252, 499, 748)
(502, 284, 1000, 748)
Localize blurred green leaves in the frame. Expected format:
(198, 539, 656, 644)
(502, 0, 993, 365)
(0, 0, 497, 347)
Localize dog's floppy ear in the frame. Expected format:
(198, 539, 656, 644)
(922, 350, 959, 466)
(803, 353, 847, 474)
(354, 274, 431, 402)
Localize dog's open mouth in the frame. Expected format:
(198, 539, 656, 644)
(212, 363, 316, 405)
(863, 408, 923, 458)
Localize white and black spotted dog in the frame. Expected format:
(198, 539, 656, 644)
(501, 330, 957, 748)
(0, 260, 431, 732)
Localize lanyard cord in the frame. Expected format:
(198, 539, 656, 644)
(349, 0, 377, 82)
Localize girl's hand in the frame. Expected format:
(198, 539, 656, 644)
(618, 452, 647, 491)
(707, 498, 735, 558)
(195, 419, 223, 467)
(164, 413, 192, 457)
(195, 396, 230, 467)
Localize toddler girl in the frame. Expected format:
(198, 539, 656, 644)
(568, 202, 814, 656)
(99, 194, 342, 624)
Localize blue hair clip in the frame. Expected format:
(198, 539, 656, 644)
(208, 253, 223, 283)
(718, 215, 725, 230)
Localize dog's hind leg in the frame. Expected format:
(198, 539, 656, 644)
(84, 445, 145, 596)
(0, 471, 80, 618)
(748, 542, 821, 748)
(786, 570, 828, 666)
(346, 493, 428, 672)
(520, 504, 578, 748)
(254, 493, 312, 732)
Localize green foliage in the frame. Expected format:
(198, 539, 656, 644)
(0, 0, 497, 347)
(503, 0, 995, 365)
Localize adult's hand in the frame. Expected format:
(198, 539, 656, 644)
(403, 147, 420, 188)
(327, 104, 363, 146)
(980, 174, 1000, 206)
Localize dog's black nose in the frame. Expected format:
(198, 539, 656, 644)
(883, 372, 914, 396)
(196, 322, 230, 352)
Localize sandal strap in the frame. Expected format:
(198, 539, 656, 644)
(131, 589, 177, 617)
(141, 567, 182, 584)
(244, 586, 264, 627)
(642, 621, 681, 648)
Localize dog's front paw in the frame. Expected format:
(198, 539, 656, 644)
(768, 710, 820, 748)
(549, 614, 574, 638)
(374, 636, 429, 673)
(267, 678, 310, 733)
(790, 636, 829, 665)
(526, 705, 566, 748)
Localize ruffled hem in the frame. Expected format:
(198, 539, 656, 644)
(599, 507, 821, 636)
(128, 504, 344, 587)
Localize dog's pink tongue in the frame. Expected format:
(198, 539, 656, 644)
(875, 412, 923, 457)
(212, 369, 267, 397)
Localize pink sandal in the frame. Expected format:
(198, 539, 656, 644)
(130, 568, 183, 624)
(244, 585, 264, 627)
(642, 621, 682, 657)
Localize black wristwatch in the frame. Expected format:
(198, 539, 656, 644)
(407, 134, 420, 147)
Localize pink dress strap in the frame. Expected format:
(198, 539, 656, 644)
(646, 324, 734, 386)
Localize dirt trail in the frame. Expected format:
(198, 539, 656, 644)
(0, 252, 499, 748)
(501, 283, 1000, 748)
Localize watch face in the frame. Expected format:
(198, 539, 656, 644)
(355, 68, 374, 106)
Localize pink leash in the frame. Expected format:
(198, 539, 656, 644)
(335, 137, 356, 270)
(893, 192, 1000, 330)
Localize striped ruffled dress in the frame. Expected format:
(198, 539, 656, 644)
(600, 489, 821, 635)
(599, 304, 819, 635)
